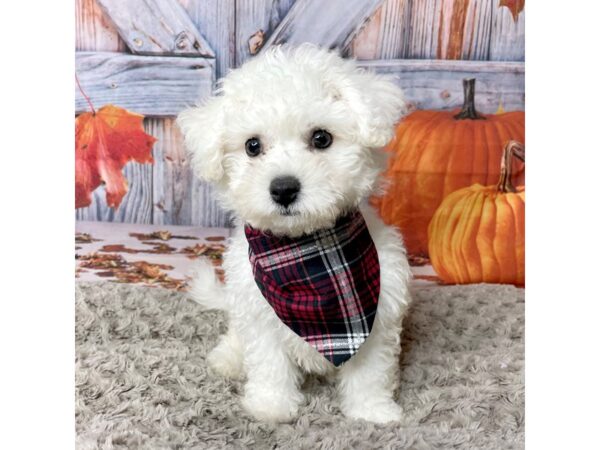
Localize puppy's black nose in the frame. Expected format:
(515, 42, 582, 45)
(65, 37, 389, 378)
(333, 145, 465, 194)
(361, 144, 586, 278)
(270, 176, 301, 207)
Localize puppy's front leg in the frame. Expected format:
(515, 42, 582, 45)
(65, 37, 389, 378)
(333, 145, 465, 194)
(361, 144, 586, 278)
(241, 311, 304, 423)
(336, 317, 404, 424)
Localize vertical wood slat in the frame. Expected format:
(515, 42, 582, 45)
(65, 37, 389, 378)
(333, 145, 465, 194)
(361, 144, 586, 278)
(460, 0, 493, 60)
(235, 0, 297, 65)
(150, 119, 230, 227)
(179, 0, 236, 80)
(351, 0, 524, 61)
(489, 0, 525, 61)
(75, 0, 126, 52)
(151, 119, 190, 225)
(350, 0, 411, 59)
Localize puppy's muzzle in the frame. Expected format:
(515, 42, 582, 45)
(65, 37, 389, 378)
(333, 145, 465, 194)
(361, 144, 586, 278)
(270, 176, 301, 208)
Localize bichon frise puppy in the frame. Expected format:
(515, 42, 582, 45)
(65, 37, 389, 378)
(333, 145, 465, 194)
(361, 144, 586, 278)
(177, 45, 412, 424)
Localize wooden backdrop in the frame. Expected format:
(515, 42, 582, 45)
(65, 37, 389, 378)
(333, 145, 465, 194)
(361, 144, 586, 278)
(75, 0, 525, 227)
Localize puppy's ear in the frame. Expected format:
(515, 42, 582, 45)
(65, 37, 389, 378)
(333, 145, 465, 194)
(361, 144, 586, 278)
(331, 70, 407, 149)
(177, 97, 226, 183)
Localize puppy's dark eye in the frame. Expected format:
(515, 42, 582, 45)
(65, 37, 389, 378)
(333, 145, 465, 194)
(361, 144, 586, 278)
(245, 137, 262, 157)
(311, 129, 333, 149)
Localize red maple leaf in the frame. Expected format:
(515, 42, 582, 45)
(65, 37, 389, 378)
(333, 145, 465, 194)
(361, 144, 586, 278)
(499, 0, 525, 22)
(75, 105, 156, 209)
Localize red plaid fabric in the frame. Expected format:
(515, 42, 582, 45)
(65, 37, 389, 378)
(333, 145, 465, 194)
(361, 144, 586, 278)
(244, 210, 380, 366)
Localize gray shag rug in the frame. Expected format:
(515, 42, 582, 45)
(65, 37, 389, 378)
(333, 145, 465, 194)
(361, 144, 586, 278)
(75, 281, 524, 449)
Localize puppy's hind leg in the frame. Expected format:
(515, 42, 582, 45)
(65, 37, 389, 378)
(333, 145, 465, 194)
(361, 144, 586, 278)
(189, 261, 244, 378)
(207, 326, 244, 379)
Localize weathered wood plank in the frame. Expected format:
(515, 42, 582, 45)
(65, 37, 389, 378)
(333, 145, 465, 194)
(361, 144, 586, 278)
(262, 0, 385, 52)
(360, 59, 524, 112)
(489, 0, 525, 61)
(95, 0, 215, 57)
(235, 0, 298, 65)
(179, 0, 236, 79)
(75, 0, 127, 51)
(460, 0, 494, 60)
(75, 52, 214, 117)
(350, 0, 411, 59)
(353, 0, 524, 61)
(151, 119, 230, 227)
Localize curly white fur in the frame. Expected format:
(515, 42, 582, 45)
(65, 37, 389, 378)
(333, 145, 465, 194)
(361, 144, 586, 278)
(178, 45, 412, 423)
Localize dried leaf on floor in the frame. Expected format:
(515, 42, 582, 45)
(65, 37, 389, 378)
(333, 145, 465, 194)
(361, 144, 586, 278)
(98, 243, 176, 255)
(180, 243, 225, 265)
(76, 233, 102, 244)
(129, 231, 199, 241)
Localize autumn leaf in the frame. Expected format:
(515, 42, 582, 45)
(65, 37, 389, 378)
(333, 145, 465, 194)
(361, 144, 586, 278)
(75, 105, 156, 209)
(499, 0, 525, 22)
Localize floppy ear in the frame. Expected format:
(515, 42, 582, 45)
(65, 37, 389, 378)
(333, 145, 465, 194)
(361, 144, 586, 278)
(177, 97, 226, 183)
(332, 69, 407, 149)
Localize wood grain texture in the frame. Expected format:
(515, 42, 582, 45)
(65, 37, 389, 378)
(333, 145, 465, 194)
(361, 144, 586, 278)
(351, 0, 411, 59)
(179, 0, 236, 79)
(75, 52, 214, 117)
(235, 0, 297, 65)
(95, 0, 215, 57)
(150, 119, 230, 227)
(489, 0, 525, 61)
(360, 59, 524, 112)
(352, 0, 523, 61)
(76, 0, 127, 51)
(262, 0, 384, 52)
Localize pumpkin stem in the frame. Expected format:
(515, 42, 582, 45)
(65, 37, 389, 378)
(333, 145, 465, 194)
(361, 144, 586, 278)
(497, 140, 525, 193)
(454, 78, 485, 120)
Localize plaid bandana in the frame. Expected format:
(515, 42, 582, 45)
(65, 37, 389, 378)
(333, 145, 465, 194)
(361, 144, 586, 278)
(244, 210, 380, 366)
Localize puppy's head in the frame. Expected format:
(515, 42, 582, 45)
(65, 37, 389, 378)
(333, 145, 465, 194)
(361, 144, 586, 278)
(177, 45, 406, 236)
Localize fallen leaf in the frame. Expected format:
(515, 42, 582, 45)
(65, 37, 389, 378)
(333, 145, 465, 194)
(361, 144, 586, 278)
(75, 105, 156, 209)
(76, 233, 102, 244)
(180, 243, 225, 264)
(499, 0, 525, 22)
(99, 242, 176, 254)
(78, 252, 128, 269)
(130, 231, 199, 241)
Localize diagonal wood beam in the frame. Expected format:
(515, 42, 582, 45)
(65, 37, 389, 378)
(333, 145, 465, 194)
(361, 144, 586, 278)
(262, 0, 385, 51)
(95, 0, 215, 57)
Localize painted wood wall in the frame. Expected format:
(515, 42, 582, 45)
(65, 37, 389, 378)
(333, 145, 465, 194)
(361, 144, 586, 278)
(75, 0, 525, 227)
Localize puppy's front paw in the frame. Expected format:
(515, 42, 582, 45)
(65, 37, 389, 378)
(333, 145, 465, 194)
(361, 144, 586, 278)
(242, 389, 303, 423)
(342, 399, 403, 424)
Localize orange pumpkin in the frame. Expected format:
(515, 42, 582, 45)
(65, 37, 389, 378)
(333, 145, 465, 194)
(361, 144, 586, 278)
(428, 141, 525, 286)
(373, 79, 524, 256)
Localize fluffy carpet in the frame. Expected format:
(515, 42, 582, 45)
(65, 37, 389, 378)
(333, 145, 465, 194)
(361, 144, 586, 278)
(75, 281, 524, 449)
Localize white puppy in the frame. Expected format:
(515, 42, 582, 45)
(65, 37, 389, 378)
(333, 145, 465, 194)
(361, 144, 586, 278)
(177, 45, 412, 424)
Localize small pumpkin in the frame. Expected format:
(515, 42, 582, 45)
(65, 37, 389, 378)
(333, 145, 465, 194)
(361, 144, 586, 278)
(428, 141, 525, 286)
(373, 79, 525, 256)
